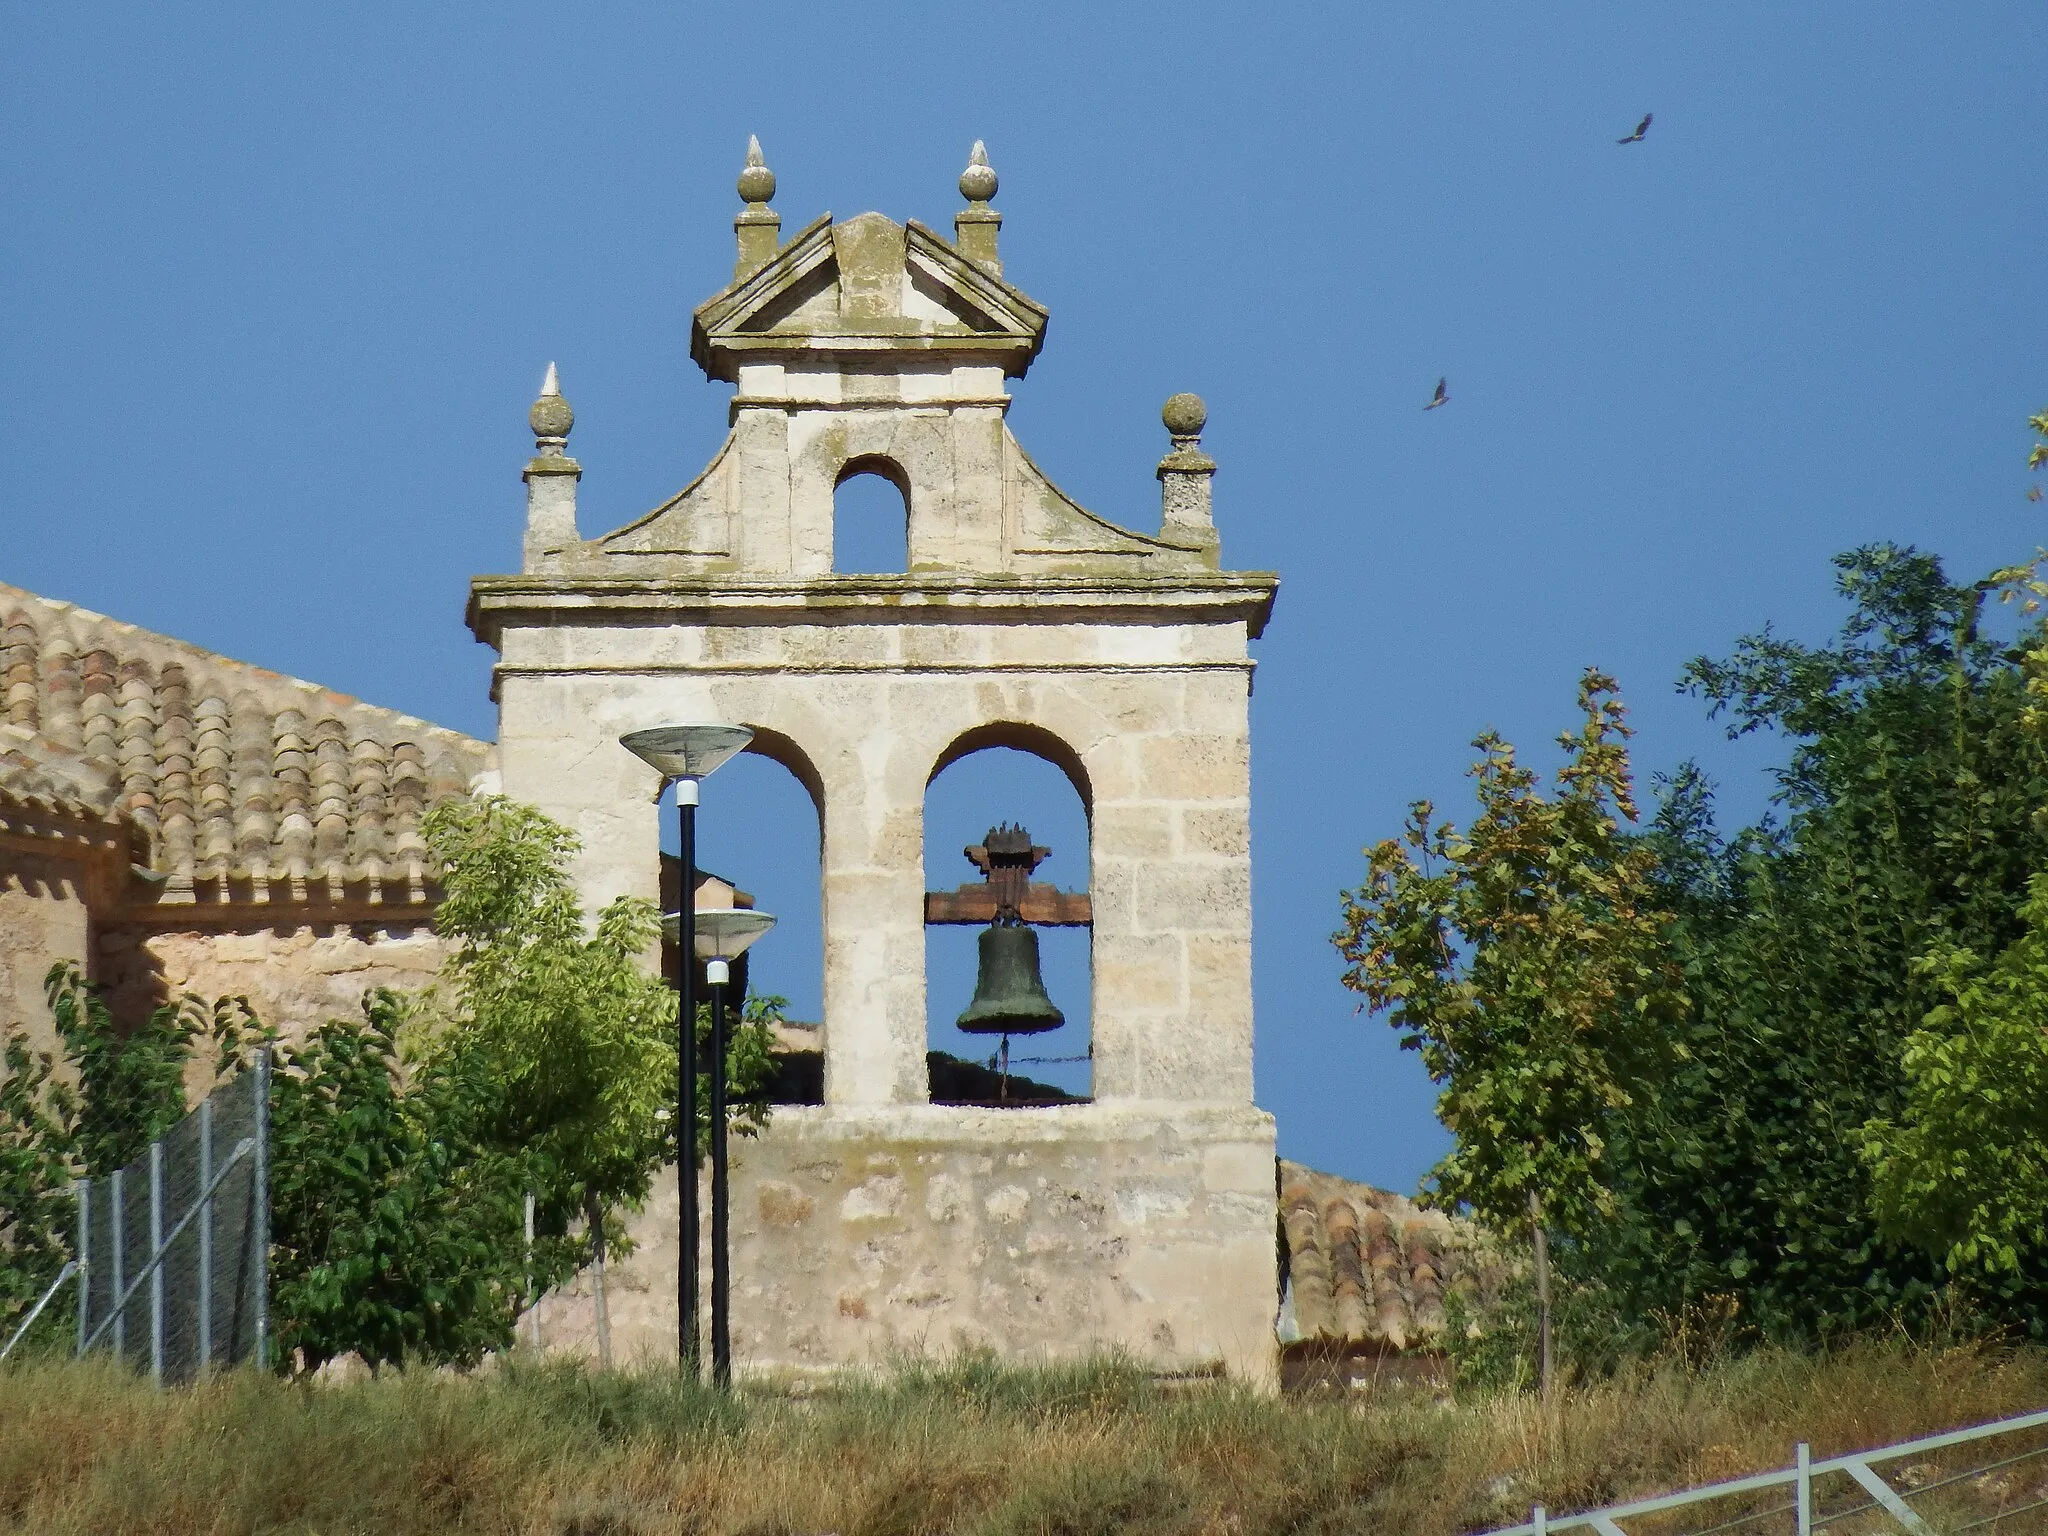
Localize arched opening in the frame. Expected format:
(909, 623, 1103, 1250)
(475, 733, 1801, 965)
(923, 733, 1092, 1104)
(832, 457, 910, 574)
(659, 728, 825, 1104)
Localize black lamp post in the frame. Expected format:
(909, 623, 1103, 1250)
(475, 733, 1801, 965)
(620, 722, 752, 1375)
(690, 907, 775, 1387)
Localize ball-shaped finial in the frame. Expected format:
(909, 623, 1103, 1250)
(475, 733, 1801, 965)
(737, 134, 776, 205)
(1162, 392, 1207, 437)
(530, 362, 574, 441)
(959, 140, 998, 203)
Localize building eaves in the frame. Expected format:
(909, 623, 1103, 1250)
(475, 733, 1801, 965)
(1, 582, 496, 907)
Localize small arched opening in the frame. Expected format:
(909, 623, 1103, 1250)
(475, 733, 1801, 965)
(923, 724, 1092, 1105)
(659, 726, 826, 1104)
(831, 457, 911, 574)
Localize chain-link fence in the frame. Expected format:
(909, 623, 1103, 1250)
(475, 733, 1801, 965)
(73, 1052, 269, 1383)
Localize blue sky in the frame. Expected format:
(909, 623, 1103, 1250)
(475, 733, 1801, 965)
(4, 4, 2041, 1192)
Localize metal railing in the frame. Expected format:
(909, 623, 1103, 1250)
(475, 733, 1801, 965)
(1487, 1404, 2048, 1535)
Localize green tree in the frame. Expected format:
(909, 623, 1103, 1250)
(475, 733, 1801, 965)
(45, 961, 196, 1176)
(1334, 669, 1685, 1396)
(415, 796, 775, 1360)
(1857, 875, 2048, 1298)
(0, 1025, 78, 1351)
(212, 995, 537, 1373)
(1598, 545, 2048, 1338)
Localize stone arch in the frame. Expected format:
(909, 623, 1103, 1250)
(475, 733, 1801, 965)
(833, 453, 912, 502)
(923, 719, 1094, 1105)
(831, 456, 911, 574)
(740, 724, 826, 821)
(928, 720, 1092, 820)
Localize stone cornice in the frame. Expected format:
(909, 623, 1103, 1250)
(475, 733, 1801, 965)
(466, 572, 1281, 649)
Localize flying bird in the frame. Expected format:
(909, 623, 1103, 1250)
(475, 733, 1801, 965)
(1618, 113, 1652, 144)
(1424, 377, 1449, 411)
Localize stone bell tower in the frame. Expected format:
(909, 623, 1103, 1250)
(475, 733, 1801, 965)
(469, 142, 1280, 1381)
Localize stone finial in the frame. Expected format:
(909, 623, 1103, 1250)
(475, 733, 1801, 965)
(529, 362, 574, 454)
(524, 363, 581, 570)
(1156, 392, 1218, 563)
(954, 140, 1002, 274)
(735, 135, 782, 278)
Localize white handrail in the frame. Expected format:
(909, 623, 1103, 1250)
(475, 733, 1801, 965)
(1484, 1404, 2048, 1535)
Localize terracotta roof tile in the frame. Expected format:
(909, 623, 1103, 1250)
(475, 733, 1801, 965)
(1279, 1159, 1499, 1353)
(0, 582, 493, 905)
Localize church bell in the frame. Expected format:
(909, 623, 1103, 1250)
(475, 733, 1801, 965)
(955, 920, 1065, 1035)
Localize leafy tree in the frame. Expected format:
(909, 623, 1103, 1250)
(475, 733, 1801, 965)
(1596, 546, 2048, 1338)
(212, 996, 539, 1374)
(0, 1025, 78, 1350)
(45, 961, 196, 1176)
(1334, 669, 1685, 1395)
(1857, 875, 2048, 1297)
(415, 796, 776, 1360)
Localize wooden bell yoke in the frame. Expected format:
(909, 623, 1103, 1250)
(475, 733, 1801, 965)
(923, 823, 1092, 927)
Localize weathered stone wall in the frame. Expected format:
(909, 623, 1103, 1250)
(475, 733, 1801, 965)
(530, 1103, 1279, 1385)
(491, 608, 1256, 1110)
(90, 921, 447, 1050)
(0, 843, 91, 1051)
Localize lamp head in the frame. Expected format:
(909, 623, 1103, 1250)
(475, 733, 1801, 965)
(620, 723, 755, 780)
(663, 907, 777, 960)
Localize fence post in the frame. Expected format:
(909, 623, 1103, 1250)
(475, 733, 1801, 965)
(524, 1191, 541, 1348)
(149, 1138, 165, 1387)
(1796, 1441, 1810, 1536)
(74, 1177, 90, 1357)
(1533, 1504, 1547, 1536)
(252, 1047, 270, 1371)
(109, 1167, 124, 1361)
(196, 1095, 213, 1372)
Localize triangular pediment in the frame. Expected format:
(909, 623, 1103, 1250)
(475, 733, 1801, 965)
(691, 212, 1048, 380)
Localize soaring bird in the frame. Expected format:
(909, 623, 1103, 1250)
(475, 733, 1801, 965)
(1618, 113, 1652, 144)
(1424, 377, 1449, 411)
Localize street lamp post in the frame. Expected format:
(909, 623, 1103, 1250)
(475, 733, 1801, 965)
(691, 908, 776, 1388)
(620, 723, 753, 1376)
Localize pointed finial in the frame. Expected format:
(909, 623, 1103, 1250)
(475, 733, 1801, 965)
(954, 140, 1003, 273)
(959, 140, 998, 205)
(734, 135, 782, 277)
(529, 363, 573, 452)
(737, 134, 776, 206)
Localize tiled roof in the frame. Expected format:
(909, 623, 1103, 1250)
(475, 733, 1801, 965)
(1279, 1160, 1498, 1353)
(0, 723, 124, 822)
(1, 582, 494, 905)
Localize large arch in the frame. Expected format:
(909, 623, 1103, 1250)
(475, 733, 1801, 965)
(922, 722, 1094, 1104)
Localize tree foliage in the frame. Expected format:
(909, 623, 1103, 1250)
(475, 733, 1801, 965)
(0, 796, 780, 1374)
(0, 1024, 77, 1348)
(1334, 669, 1685, 1243)
(1590, 546, 2048, 1337)
(1858, 875, 2048, 1294)
(45, 962, 195, 1177)
(212, 996, 538, 1373)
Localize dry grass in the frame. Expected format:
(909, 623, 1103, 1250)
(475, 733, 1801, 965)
(2, 1340, 2045, 1535)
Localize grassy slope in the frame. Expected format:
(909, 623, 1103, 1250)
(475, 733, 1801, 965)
(2, 1343, 2045, 1535)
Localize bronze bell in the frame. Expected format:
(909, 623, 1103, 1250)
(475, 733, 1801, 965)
(956, 921, 1065, 1035)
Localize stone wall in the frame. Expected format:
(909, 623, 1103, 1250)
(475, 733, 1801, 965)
(83, 922, 448, 1090)
(0, 843, 91, 1052)
(529, 1102, 1280, 1385)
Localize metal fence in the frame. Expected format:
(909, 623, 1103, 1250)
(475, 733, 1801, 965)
(68, 1052, 270, 1383)
(1486, 1403, 2048, 1535)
